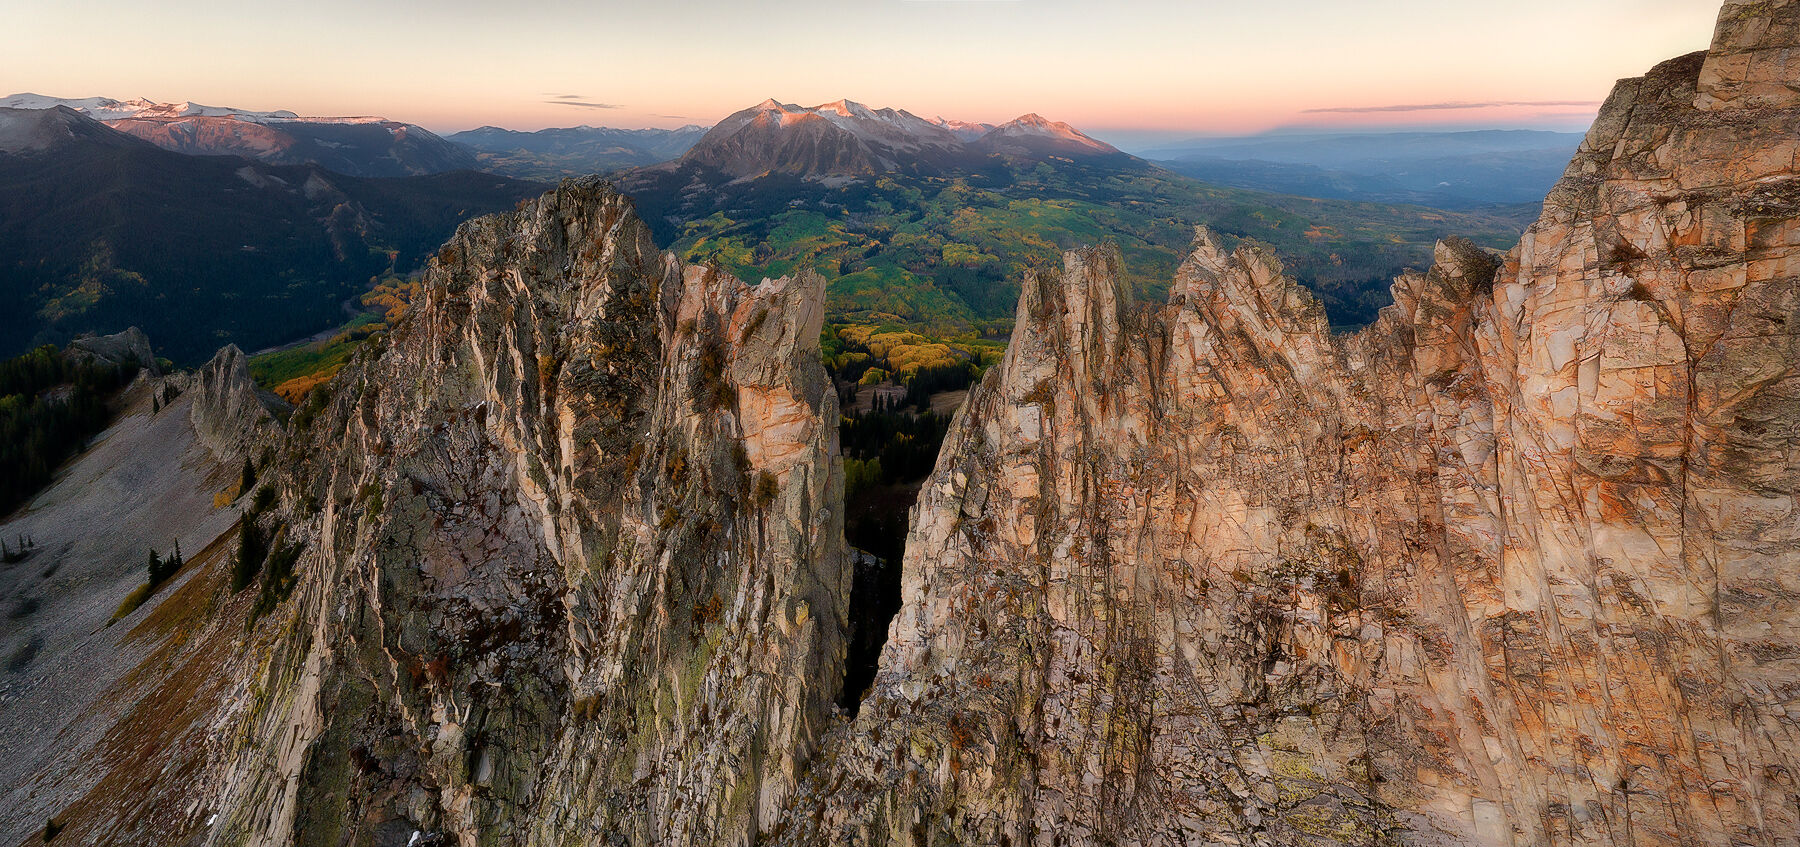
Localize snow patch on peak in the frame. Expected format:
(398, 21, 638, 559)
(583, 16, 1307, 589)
(930, 116, 996, 140)
(0, 94, 158, 121)
(0, 93, 384, 125)
(986, 113, 1117, 152)
(816, 99, 871, 118)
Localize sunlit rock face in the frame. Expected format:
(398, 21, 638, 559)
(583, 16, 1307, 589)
(777, 3, 1800, 844)
(205, 178, 849, 847)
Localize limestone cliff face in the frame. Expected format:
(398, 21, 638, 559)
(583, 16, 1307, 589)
(204, 178, 848, 847)
(780, 4, 1800, 845)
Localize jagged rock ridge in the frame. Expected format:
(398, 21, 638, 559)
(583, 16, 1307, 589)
(203, 178, 849, 846)
(775, 2, 1800, 845)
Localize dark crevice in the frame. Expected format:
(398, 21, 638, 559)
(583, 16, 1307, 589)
(839, 543, 905, 715)
(832, 375, 956, 716)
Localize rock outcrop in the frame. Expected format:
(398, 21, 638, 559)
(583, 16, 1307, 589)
(204, 179, 848, 847)
(777, 3, 1800, 845)
(184, 344, 281, 464)
(65, 326, 159, 376)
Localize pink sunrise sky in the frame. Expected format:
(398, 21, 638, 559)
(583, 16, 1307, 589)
(3, 0, 1725, 141)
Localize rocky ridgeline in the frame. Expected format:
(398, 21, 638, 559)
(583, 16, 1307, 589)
(774, 2, 1800, 844)
(34, 2, 1785, 845)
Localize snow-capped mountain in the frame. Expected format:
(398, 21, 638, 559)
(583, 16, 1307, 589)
(677, 98, 1125, 179)
(929, 116, 997, 141)
(0, 94, 383, 124)
(715, 99, 962, 151)
(0, 93, 474, 177)
(972, 113, 1120, 157)
(0, 105, 150, 155)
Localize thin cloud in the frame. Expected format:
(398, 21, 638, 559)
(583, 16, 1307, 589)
(541, 94, 622, 109)
(652, 114, 688, 120)
(1304, 99, 1600, 114)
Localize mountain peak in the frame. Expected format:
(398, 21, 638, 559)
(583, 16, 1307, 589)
(684, 98, 1124, 179)
(979, 112, 1120, 155)
(816, 99, 871, 118)
(0, 104, 146, 154)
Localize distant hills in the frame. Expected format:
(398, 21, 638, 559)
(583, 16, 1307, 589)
(1144, 129, 1583, 209)
(0, 106, 543, 362)
(0, 93, 479, 177)
(448, 124, 708, 179)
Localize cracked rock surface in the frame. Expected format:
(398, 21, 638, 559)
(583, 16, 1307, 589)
(777, 4, 1800, 845)
(204, 178, 848, 847)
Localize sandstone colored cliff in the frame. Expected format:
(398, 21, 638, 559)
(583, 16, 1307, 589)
(776, 3, 1800, 845)
(202, 178, 848, 847)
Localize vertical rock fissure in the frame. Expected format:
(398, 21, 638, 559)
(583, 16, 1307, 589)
(839, 543, 906, 716)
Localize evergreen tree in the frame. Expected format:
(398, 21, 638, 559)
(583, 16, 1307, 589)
(147, 549, 167, 586)
(239, 457, 257, 496)
(232, 518, 266, 592)
(0, 344, 140, 514)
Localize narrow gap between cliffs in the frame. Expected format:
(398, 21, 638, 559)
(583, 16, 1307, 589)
(825, 329, 990, 717)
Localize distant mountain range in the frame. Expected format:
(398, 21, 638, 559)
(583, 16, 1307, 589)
(675, 99, 1126, 179)
(447, 124, 708, 179)
(1144, 129, 1584, 208)
(446, 99, 1129, 182)
(0, 106, 543, 362)
(0, 93, 479, 177)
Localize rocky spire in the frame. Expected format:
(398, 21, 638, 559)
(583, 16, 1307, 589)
(204, 178, 848, 847)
